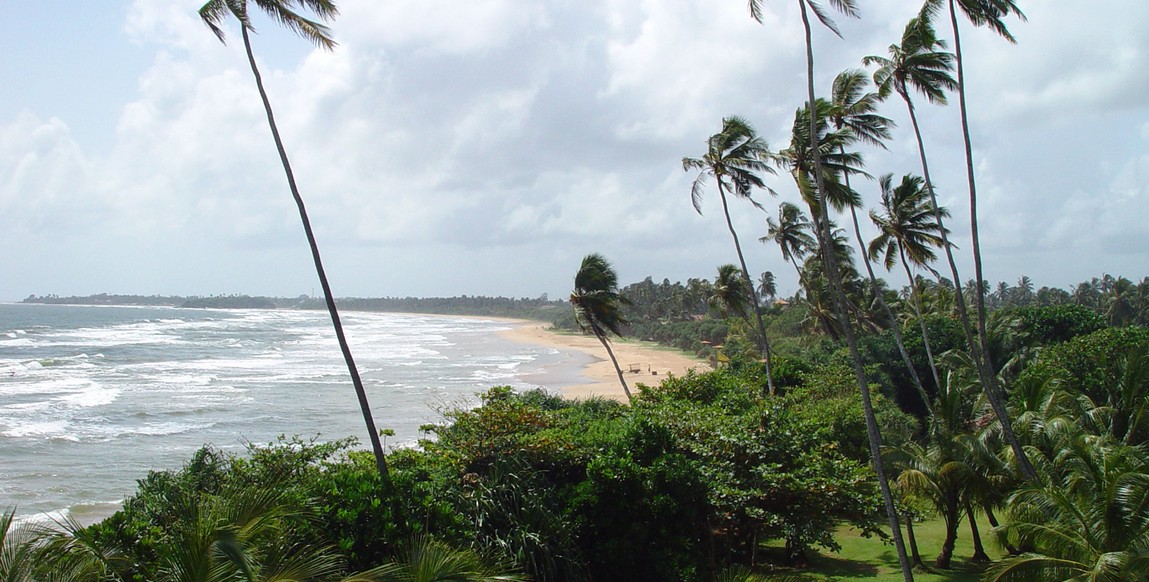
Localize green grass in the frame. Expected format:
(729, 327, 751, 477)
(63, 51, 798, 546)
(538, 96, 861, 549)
(757, 516, 998, 581)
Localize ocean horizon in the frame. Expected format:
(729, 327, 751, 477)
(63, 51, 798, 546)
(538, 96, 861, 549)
(0, 303, 592, 524)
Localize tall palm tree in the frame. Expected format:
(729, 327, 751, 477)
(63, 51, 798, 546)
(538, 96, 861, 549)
(683, 116, 778, 394)
(762, 201, 817, 300)
(923, 0, 1025, 436)
(750, 1, 913, 577)
(710, 264, 753, 320)
(757, 271, 777, 304)
(869, 173, 948, 393)
(570, 253, 633, 402)
(198, 0, 390, 481)
(830, 69, 933, 417)
(864, 15, 1036, 481)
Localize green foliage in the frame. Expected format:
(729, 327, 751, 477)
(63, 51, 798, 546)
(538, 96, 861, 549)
(1017, 326, 1149, 406)
(568, 416, 709, 581)
(1011, 304, 1105, 345)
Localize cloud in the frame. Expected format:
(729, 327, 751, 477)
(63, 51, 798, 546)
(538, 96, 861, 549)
(1, 0, 1147, 300)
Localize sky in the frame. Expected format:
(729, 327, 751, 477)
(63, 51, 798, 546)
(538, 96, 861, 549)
(2, 1, 1147, 302)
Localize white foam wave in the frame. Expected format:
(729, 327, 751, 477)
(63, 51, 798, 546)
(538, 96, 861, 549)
(56, 385, 121, 408)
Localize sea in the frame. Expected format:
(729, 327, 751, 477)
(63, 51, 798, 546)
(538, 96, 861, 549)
(0, 303, 592, 524)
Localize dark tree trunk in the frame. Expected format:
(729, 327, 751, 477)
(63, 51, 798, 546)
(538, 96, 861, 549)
(966, 500, 990, 563)
(798, 2, 913, 580)
(846, 197, 933, 417)
(595, 329, 633, 402)
(715, 182, 776, 395)
(240, 27, 390, 482)
(900, 91, 1036, 482)
(900, 249, 942, 392)
(935, 498, 960, 569)
(904, 510, 928, 572)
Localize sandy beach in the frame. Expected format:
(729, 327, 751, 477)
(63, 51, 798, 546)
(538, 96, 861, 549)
(500, 321, 709, 401)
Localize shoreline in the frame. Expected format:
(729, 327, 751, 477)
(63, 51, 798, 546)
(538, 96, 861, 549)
(499, 321, 709, 401)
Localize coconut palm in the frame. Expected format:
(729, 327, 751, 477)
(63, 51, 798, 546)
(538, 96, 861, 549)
(829, 69, 932, 417)
(150, 486, 346, 582)
(710, 264, 754, 324)
(865, 15, 1037, 481)
(987, 437, 1149, 581)
(1, 508, 41, 580)
(365, 535, 526, 582)
(570, 253, 633, 402)
(763, 201, 817, 300)
(198, 0, 391, 481)
(682, 116, 778, 394)
(923, 0, 1026, 437)
(750, 1, 912, 575)
(869, 173, 948, 393)
(757, 271, 777, 304)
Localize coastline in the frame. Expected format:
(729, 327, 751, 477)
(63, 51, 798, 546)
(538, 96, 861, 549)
(499, 321, 709, 401)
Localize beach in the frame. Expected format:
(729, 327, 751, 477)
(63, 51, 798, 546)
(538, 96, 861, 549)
(500, 321, 709, 400)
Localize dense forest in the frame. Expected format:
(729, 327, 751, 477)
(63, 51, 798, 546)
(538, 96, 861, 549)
(7, 0, 1149, 580)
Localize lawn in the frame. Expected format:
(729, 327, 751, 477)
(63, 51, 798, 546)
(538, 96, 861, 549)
(757, 516, 998, 581)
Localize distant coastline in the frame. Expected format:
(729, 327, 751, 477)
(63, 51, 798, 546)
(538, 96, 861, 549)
(20, 293, 566, 321)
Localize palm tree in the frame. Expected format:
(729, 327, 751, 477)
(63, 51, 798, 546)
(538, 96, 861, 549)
(155, 487, 345, 582)
(869, 173, 948, 393)
(751, 2, 912, 576)
(923, 0, 1025, 441)
(763, 201, 817, 301)
(570, 253, 633, 402)
(757, 271, 777, 304)
(365, 535, 526, 581)
(864, 15, 1037, 481)
(198, 0, 391, 481)
(830, 69, 932, 417)
(682, 116, 778, 394)
(710, 264, 755, 325)
(987, 437, 1149, 581)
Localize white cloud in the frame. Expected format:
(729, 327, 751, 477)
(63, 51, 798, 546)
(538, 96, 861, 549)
(1, 0, 1147, 299)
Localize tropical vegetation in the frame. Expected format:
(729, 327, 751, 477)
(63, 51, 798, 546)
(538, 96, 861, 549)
(10, 1, 1149, 581)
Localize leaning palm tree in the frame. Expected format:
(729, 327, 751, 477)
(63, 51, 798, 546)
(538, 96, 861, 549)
(570, 253, 634, 402)
(869, 173, 948, 394)
(198, 1, 390, 480)
(830, 69, 933, 417)
(750, 2, 913, 576)
(763, 201, 817, 301)
(683, 116, 778, 394)
(923, 0, 1026, 429)
(710, 264, 757, 346)
(865, 15, 1037, 481)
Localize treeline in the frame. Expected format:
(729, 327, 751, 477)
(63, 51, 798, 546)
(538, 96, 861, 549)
(307, 294, 566, 320)
(21, 293, 567, 320)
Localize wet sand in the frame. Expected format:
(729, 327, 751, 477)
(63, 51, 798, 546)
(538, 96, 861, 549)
(499, 321, 709, 401)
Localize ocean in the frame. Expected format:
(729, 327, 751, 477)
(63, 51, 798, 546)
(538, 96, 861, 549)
(0, 303, 591, 523)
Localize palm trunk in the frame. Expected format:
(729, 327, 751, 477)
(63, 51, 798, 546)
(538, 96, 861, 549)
(900, 250, 942, 392)
(904, 510, 927, 571)
(595, 328, 632, 402)
(241, 27, 389, 480)
(935, 498, 959, 569)
(715, 182, 776, 395)
(900, 90, 1036, 481)
(965, 500, 990, 563)
(844, 170, 933, 417)
(947, 0, 997, 426)
(798, 3, 913, 580)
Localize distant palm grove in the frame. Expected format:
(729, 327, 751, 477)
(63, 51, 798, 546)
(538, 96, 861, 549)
(6, 0, 1149, 581)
